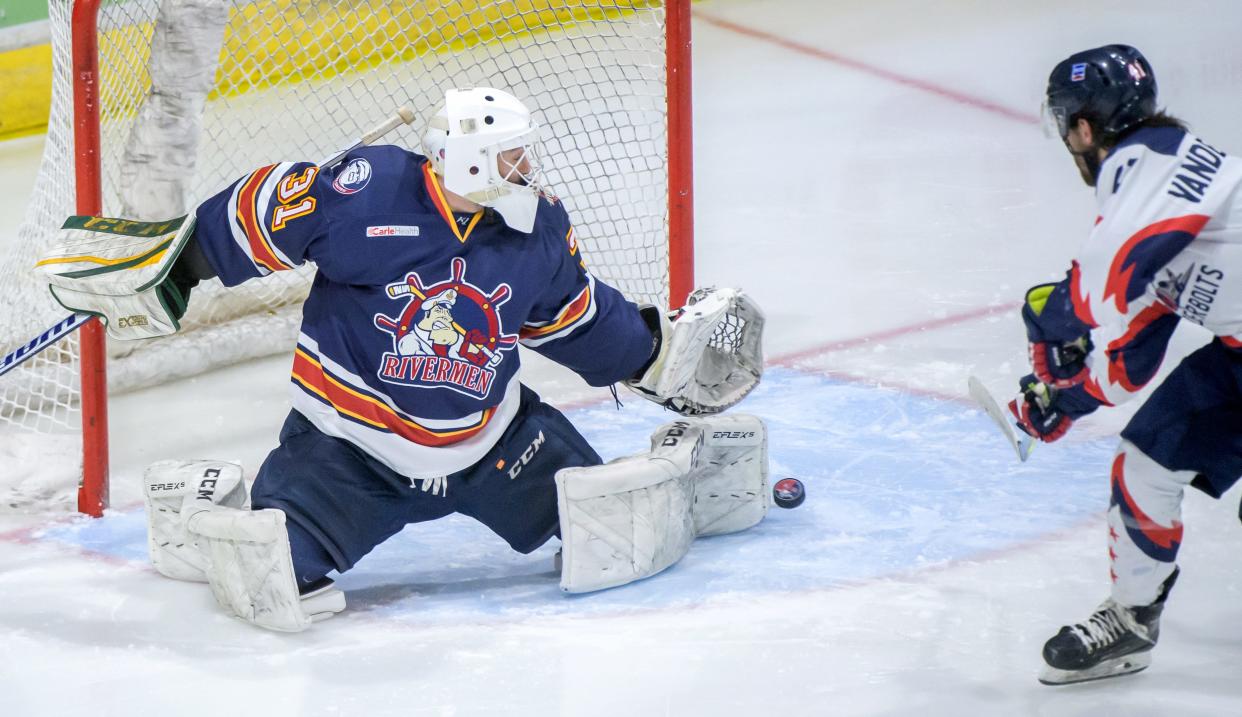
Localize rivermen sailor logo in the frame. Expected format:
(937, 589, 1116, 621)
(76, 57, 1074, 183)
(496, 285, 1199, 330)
(373, 257, 518, 398)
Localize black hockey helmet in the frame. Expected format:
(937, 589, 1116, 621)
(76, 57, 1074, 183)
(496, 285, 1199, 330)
(1043, 45, 1156, 140)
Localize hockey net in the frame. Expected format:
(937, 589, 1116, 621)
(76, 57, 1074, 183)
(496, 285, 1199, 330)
(0, 0, 691, 513)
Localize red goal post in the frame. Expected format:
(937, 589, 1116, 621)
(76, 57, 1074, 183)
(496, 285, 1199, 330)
(0, 0, 694, 516)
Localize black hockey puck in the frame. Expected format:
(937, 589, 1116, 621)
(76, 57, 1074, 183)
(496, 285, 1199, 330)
(773, 477, 805, 509)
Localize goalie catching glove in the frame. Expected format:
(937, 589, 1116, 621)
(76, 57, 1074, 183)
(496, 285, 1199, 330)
(626, 287, 765, 416)
(34, 214, 202, 340)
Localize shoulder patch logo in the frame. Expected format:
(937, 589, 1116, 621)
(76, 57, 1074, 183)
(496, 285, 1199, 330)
(1154, 263, 1193, 312)
(373, 257, 519, 399)
(333, 158, 372, 195)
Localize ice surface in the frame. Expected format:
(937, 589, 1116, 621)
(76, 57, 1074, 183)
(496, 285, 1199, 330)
(3, 1, 1242, 715)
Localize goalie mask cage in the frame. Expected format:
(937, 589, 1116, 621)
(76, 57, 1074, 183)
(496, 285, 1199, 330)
(0, 0, 693, 516)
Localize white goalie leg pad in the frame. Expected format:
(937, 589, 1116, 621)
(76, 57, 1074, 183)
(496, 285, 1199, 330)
(626, 287, 765, 416)
(556, 447, 696, 594)
(143, 459, 246, 582)
(556, 414, 769, 593)
(187, 506, 344, 632)
(677, 413, 769, 536)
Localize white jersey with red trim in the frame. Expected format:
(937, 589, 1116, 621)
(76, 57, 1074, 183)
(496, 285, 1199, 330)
(192, 146, 654, 479)
(1066, 126, 1242, 406)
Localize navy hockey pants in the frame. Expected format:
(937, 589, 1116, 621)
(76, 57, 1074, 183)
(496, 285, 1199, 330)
(250, 385, 602, 588)
(1121, 337, 1242, 499)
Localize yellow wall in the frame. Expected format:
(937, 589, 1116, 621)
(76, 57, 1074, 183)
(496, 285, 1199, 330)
(0, 43, 52, 139)
(0, 0, 661, 141)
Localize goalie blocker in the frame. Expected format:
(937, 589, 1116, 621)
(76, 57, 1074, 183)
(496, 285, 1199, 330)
(35, 215, 201, 340)
(33, 106, 416, 342)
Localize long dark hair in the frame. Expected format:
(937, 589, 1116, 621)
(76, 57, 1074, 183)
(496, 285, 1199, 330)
(1098, 110, 1189, 148)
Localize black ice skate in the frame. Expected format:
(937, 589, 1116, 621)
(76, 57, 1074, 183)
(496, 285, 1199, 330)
(1039, 569, 1178, 686)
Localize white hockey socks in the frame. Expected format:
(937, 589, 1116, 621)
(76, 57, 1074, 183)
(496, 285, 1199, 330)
(556, 414, 768, 593)
(143, 460, 247, 582)
(1107, 441, 1192, 607)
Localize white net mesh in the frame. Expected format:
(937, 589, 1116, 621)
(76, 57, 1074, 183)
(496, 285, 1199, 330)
(0, 0, 672, 480)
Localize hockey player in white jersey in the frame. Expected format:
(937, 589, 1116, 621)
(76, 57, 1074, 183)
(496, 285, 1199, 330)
(1008, 45, 1242, 684)
(36, 87, 767, 632)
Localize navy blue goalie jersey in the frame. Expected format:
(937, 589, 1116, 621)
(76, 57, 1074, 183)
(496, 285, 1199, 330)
(193, 146, 653, 479)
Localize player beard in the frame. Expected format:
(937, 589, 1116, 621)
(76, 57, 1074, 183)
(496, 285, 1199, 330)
(1070, 148, 1102, 187)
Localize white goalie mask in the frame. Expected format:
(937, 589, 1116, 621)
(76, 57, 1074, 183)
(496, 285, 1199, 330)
(421, 87, 547, 233)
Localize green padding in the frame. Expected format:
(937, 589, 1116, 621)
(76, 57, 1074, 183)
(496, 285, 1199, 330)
(62, 214, 187, 237)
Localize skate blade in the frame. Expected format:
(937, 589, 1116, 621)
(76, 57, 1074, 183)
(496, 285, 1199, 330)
(1038, 651, 1152, 685)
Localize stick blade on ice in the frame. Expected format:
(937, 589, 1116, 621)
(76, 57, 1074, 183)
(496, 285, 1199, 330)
(967, 376, 1034, 463)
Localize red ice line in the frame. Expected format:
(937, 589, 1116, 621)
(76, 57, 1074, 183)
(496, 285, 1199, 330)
(771, 302, 1020, 403)
(771, 303, 1017, 367)
(556, 301, 1020, 413)
(686, 7, 1032, 401)
(693, 9, 1041, 126)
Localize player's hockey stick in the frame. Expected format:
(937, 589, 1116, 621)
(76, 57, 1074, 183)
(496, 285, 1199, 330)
(967, 375, 1035, 462)
(2, 106, 416, 380)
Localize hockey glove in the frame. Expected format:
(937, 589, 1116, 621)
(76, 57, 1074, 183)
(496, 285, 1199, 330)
(1007, 373, 1103, 443)
(1029, 335, 1091, 388)
(1008, 377, 1073, 442)
(1023, 283, 1092, 388)
(35, 214, 200, 340)
(626, 287, 765, 416)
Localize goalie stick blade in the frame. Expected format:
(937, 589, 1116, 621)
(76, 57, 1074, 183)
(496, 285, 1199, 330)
(967, 375, 1034, 463)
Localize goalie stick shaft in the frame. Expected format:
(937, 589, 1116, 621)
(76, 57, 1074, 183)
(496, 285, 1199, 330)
(4, 106, 416, 381)
(0, 312, 92, 378)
